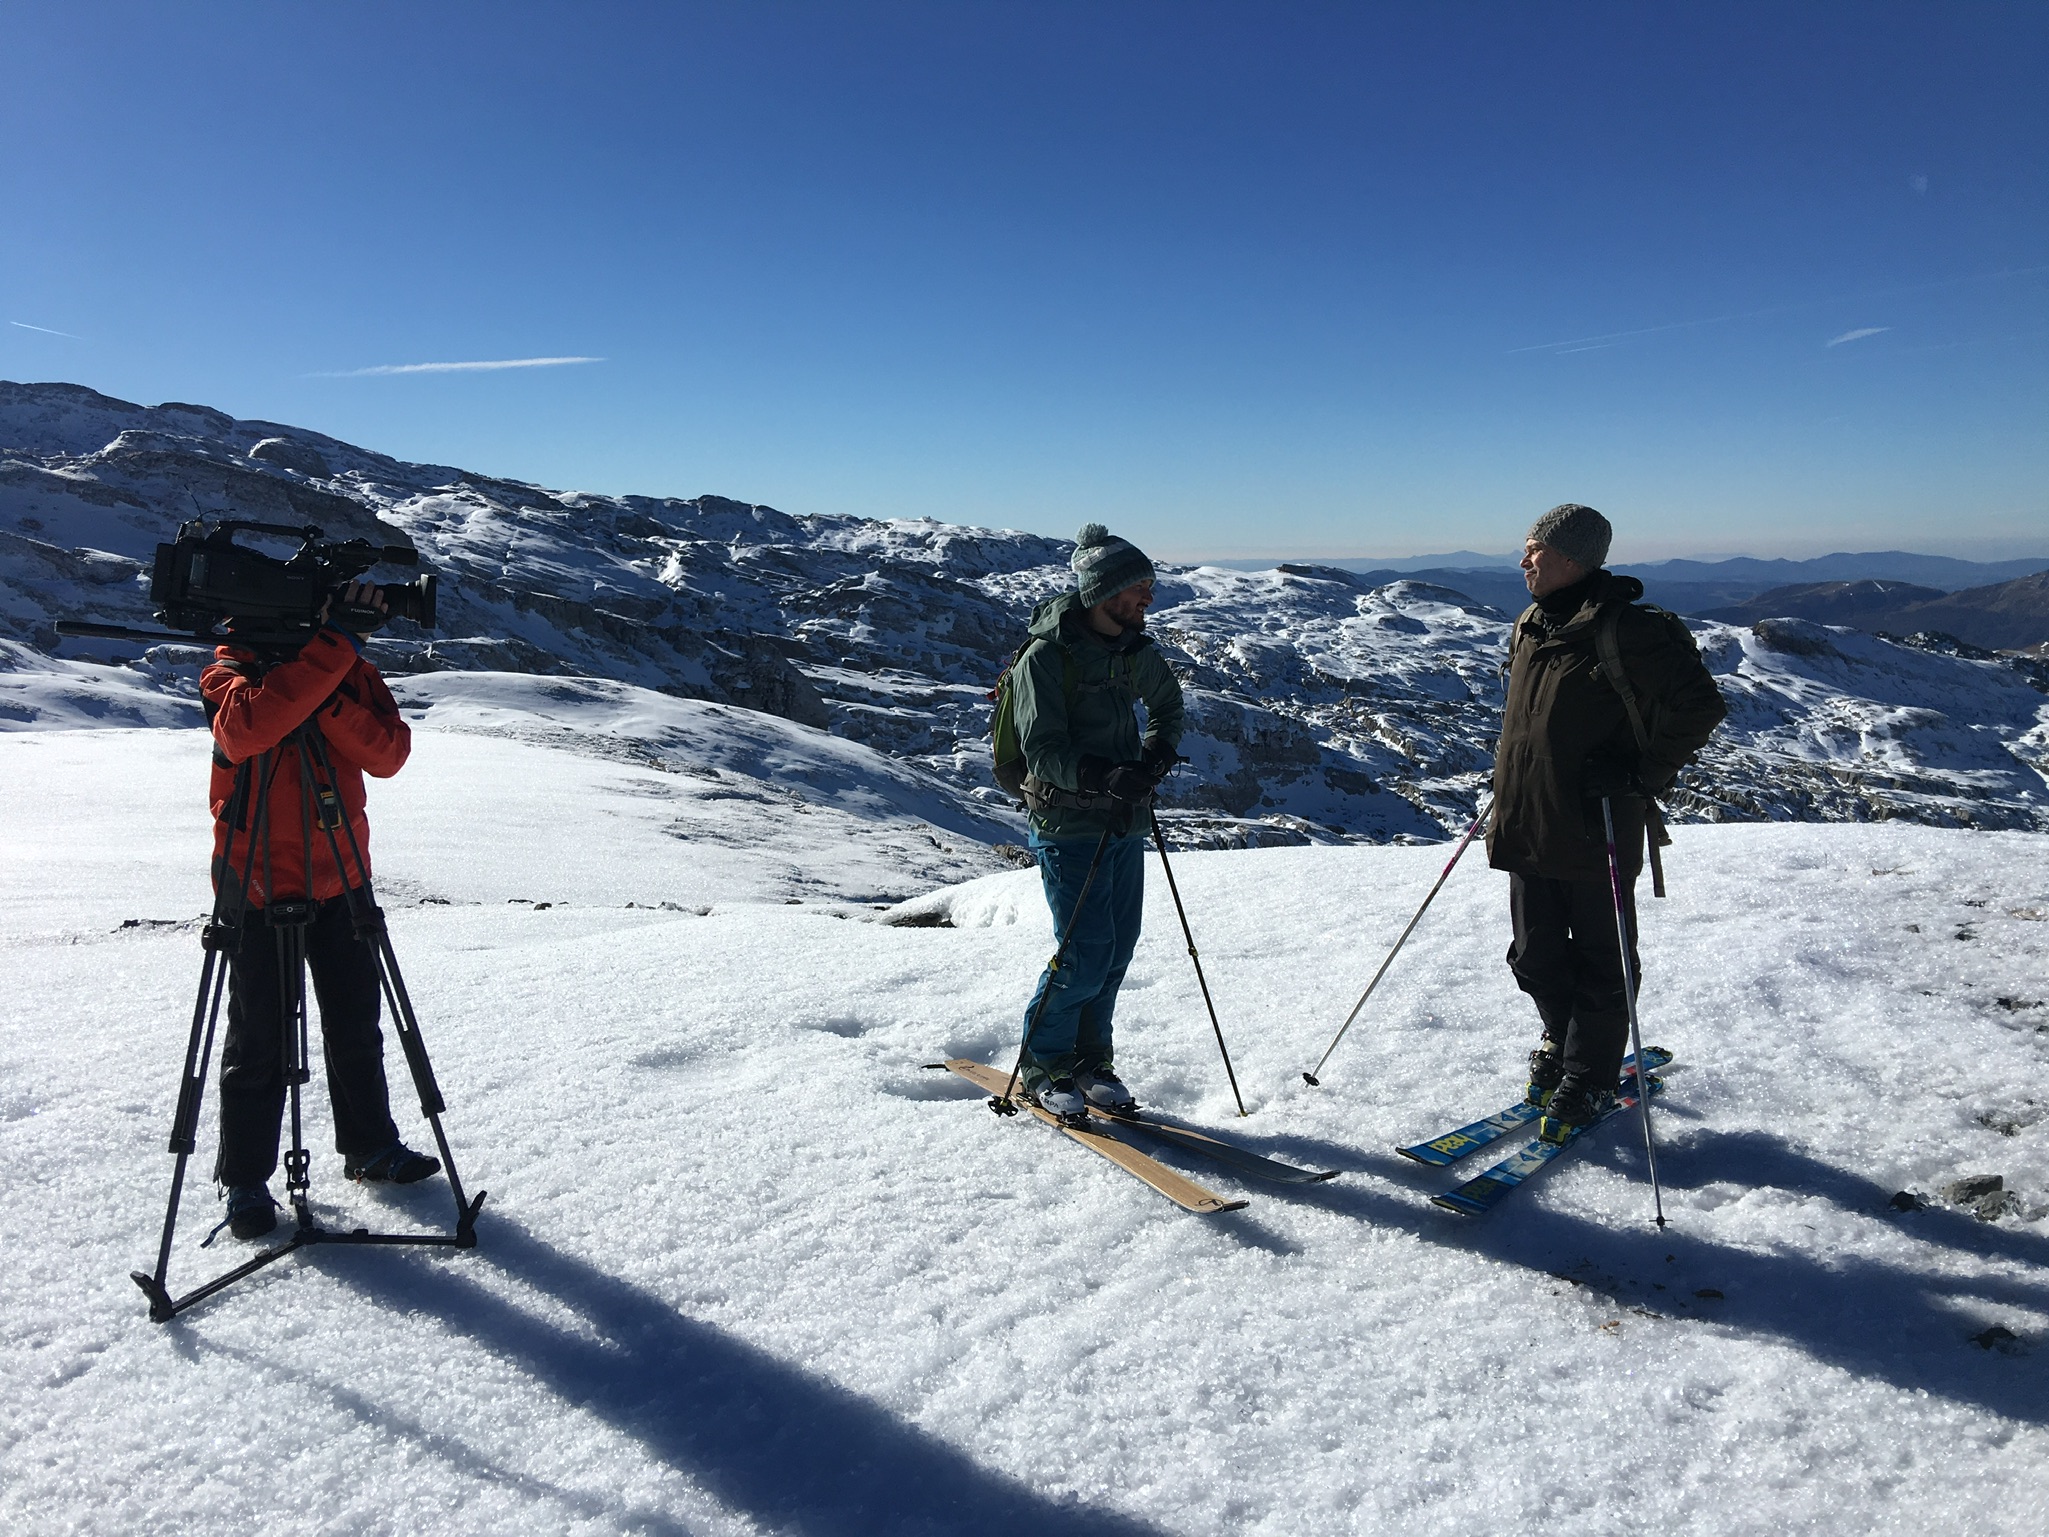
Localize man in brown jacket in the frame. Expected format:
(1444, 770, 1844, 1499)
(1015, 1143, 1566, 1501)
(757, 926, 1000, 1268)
(1487, 504, 1726, 1141)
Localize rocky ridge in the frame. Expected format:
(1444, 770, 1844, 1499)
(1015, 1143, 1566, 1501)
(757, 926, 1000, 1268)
(4, 380, 2046, 844)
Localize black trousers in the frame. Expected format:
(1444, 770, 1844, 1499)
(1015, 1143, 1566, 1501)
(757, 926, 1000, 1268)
(215, 892, 402, 1186)
(1506, 872, 1639, 1088)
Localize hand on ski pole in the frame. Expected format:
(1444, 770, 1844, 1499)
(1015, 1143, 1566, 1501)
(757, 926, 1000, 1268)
(1079, 754, 1160, 805)
(1579, 755, 1644, 801)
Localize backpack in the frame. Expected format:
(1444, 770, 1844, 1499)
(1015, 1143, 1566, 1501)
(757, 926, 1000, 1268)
(1514, 599, 1692, 895)
(989, 636, 1077, 796)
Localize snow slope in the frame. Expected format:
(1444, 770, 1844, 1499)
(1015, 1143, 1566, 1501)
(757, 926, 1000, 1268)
(3, 718, 2046, 1535)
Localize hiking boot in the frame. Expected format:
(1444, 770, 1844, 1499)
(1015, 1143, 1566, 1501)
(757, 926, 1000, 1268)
(1032, 1078, 1088, 1121)
(1525, 1043, 1565, 1107)
(345, 1142, 442, 1184)
(224, 1184, 279, 1241)
(1537, 1076, 1616, 1144)
(1076, 1065, 1137, 1114)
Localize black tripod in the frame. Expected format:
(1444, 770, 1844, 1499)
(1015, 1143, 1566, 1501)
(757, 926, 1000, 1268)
(133, 713, 484, 1322)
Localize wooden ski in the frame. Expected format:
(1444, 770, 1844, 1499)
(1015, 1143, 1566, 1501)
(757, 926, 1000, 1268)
(942, 1059, 1249, 1215)
(1088, 1106, 1339, 1184)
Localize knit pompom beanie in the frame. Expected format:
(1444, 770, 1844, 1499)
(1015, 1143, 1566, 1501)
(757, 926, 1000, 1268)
(1071, 522, 1156, 607)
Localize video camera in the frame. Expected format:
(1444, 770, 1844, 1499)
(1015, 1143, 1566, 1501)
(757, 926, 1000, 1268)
(152, 518, 436, 643)
(58, 518, 437, 654)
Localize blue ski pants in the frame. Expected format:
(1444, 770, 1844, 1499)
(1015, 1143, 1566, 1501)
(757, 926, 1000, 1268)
(1018, 830, 1148, 1089)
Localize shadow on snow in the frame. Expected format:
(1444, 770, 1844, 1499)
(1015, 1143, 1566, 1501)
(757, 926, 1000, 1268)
(1296, 1120, 2049, 1427)
(320, 1217, 1169, 1537)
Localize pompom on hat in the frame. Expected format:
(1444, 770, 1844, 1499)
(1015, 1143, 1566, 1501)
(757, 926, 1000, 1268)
(1526, 503, 1612, 572)
(1071, 522, 1156, 607)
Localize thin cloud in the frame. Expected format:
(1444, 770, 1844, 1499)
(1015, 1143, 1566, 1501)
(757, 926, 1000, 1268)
(315, 356, 604, 377)
(9, 319, 83, 340)
(1825, 327, 1890, 348)
(1509, 262, 2049, 357)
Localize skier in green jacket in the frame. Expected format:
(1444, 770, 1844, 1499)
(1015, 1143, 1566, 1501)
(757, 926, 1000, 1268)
(1010, 523, 1185, 1119)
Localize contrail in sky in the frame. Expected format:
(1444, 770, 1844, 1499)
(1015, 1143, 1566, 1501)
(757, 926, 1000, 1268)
(316, 356, 604, 377)
(9, 320, 83, 339)
(1509, 263, 2049, 356)
(1825, 327, 1890, 348)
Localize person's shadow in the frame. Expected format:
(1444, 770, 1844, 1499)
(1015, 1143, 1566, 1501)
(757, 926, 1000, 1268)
(301, 1217, 1169, 1536)
(1324, 1119, 2049, 1425)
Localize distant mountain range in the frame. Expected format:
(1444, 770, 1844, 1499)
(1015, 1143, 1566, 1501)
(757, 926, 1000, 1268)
(1215, 549, 2049, 589)
(1214, 551, 2049, 648)
(1698, 574, 2049, 654)
(4, 379, 2046, 841)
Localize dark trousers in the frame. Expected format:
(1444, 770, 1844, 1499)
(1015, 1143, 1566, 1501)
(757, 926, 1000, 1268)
(1506, 872, 1639, 1088)
(215, 892, 401, 1186)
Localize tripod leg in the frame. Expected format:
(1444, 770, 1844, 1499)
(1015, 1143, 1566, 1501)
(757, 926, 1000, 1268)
(266, 902, 317, 1226)
(134, 750, 269, 1320)
(367, 919, 478, 1232)
(299, 727, 481, 1236)
(133, 937, 234, 1321)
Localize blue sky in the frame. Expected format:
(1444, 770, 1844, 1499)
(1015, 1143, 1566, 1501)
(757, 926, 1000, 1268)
(3, 2, 2044, 562)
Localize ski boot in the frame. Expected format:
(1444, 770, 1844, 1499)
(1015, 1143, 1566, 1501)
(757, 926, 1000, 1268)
(1030, 1078, 1089, 1126)
(1537, 1075, 1616, 1145)
(1525, 1043, 1565, 1107)
(1076, 1064, 1137, 1115)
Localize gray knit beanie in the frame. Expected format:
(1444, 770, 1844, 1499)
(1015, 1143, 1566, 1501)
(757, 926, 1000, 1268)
(1071, 522, 1156, 607)
(1526, 503, 1612, 572)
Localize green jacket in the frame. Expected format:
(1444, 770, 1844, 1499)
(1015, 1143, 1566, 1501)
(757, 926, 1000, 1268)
(1488, 571, 1726, 882)
(1014, 590, 1185, 838)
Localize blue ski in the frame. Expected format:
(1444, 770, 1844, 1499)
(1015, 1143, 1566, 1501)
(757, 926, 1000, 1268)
(1395, 1047, 1671, 1167)
(1430, 1071, 1666, 1217)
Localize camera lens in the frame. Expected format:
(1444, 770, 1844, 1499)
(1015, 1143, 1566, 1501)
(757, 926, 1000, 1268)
(386, 573, 437, 628)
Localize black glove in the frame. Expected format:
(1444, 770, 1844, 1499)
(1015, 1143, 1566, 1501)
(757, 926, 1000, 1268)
(1076, 755, 1114, 795)
(1140, 742, 1183, 784)
(1103, 761, 1157, 804)
(1580, 756, 1644, 801)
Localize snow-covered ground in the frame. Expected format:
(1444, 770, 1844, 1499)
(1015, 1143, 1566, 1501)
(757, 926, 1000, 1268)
(4, 709, 2047, 1535)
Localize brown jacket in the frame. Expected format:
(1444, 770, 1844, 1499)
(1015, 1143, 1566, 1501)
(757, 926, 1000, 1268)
(1487, 572, 1726, 882)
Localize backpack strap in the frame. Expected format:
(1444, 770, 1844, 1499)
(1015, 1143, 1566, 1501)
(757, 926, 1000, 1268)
(1502, 602, 1540, 680)
(1594, 603, 1671, 897)
(1594, 605, 1654, 759)
(988, 636, 1078, 708)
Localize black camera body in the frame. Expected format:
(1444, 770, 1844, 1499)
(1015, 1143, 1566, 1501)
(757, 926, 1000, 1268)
(149, 519, 437, 649)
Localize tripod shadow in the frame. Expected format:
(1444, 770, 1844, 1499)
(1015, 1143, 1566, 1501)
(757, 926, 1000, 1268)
(1297, 1127, 2049, 1427)
(169, 1328, 700, 1537)
(331, 1218, 1167, 1537)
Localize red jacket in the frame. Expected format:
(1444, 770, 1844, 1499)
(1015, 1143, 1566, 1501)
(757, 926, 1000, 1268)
(203, 628, 411, 905)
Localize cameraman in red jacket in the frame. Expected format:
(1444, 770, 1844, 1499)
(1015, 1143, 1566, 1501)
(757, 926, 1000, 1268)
(203, 581, 439, 1240)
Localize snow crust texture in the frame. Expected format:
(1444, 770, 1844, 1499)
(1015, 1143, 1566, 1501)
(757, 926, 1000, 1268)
(5, 380, 2046, 847)
(4, 722, 2047, 1536)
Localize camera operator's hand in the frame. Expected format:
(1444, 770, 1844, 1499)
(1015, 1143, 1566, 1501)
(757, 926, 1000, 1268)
(322, 581, 389, 636)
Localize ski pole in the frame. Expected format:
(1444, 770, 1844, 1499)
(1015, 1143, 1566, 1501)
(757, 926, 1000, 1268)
(993, 827, 1115, 1115)
(1602, 796, 1667, 1229)
(1149, 807, 1246, 1117)
(1302, 801, 1489, 1087)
